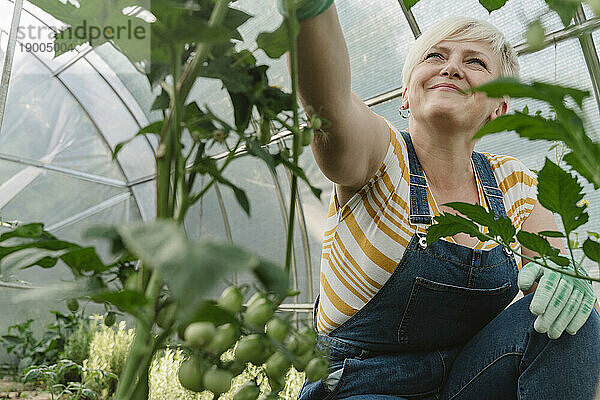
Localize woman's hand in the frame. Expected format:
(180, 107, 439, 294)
(518, 261, 597, 339)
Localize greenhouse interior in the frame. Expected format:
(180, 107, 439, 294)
(1, 0, 600, 398)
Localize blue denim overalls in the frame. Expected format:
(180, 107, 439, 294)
(297, 131, 520, 399)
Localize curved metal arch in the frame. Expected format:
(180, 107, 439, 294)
(574, 6, 600, 116)
(0, 0, 23, 131)
(6, 0, 153, 135)
(0, 31, 144, 224)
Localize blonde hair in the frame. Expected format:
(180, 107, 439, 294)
(401, 17, 519, 89)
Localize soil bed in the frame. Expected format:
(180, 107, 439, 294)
(0, 378, 51, 400)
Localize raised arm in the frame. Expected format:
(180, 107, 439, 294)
(288, 2, 390, 190)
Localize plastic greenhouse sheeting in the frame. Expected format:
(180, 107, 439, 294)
(0, 0, 600, 364)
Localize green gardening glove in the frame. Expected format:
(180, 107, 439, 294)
(277, 0, 334, 21)
(518, 260, 597, 339)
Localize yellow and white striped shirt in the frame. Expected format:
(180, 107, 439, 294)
(316, 119, 538, 334)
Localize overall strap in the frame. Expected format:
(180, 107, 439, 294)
(400, 131, 433, 225)
(471, 152, 508, 220)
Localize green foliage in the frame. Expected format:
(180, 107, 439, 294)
(256, 18, 300, 59)
(149, 347, 304, 400)
(26, 0, 150, 60)
(477, 0, 508, 12)
(23, 359, 105, 400)
(83, 317, 134, 399)
(583, 238, 600, 263)
(537, 158, 589, 235)
(545, 0, 582, 26)
(471, 78, 600, 189)
(61, 318, 96, 365)
(0, 310, 85, 378)
(426, 203, 515, 245)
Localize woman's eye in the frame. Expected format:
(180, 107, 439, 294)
(469, 58, 487, 68)
(425, 52, 443, 60)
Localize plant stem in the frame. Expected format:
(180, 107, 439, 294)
(284, 0, 300, 278)
(113, 269, 162, 400)
(181, 136, 243, 213)
(172, 46, 185, 222)
(474, 232, 598, 282)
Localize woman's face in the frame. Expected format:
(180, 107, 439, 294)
(403, 39, 506, 131)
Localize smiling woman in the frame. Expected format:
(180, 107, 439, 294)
(282, 1, 600, 399)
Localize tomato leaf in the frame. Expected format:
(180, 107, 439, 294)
(478, 0, 507, 12)
(188, 157, 250, 216)
(471, 78, 588, 109)
(0, 248, 66, 276)
(537, 158, 588, 235)
(538, 230, 565, 237)
(0, 223, 55, 241)
(516, 231, 561, 258)
(545, 0, 579, 26)
(272, 151, 323, 200)
(426, 213, 487, 244)
(583, 238, 600, 263)
(257, 19, 299, 59)
(28, 0, 152, 61)
(113, 120, 164, 160)
(60, 247, 111, 274)
(473, 112, 567, 142)
(116, 220, 287, 321)
(435, 202, 515, 244)
(402, 0, 420, 10)
(91, 290, 148, 315)
(564, 150, 600, 190)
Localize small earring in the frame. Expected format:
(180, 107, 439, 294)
(399, 107, 411, 119)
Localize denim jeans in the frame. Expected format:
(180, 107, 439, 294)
(297, 132, 600, 399)
(297, 295, 600, 399)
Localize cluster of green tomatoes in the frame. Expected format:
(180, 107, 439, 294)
(177, 286, 330, 399)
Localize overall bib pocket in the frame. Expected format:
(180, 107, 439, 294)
(398, 277, 513, 350)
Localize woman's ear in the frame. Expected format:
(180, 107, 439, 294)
(401, 88, 409, 110)
(490, 98, 508, 121)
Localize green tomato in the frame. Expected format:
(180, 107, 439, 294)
(178, 357, 208, 392)
(310, 116, 322, 131)
(104, 312, 116, 327)
(218, 286, 244, 314)
(265, 317, 289, 343)
(234, 334, 266, 364)
(265, 351, 290, 380)
(233, 382, 260, 400)
(292, 349, 313, 371)
(223, 359, 246, 376)
(243, 301, 274, 328)
(293, 334, 314, 356)
(207, 323, 240, 355)
(267, 375, 284, 394)
(66, 299, 79, 313)
(301, 127, 314, 147)
(156, 303, 176, 329)
(184, 321, 216, 349)
(203, 367, 233, 395)
(247, 292, 267, 308)
(299, 326, 317, 342)
(526, 21, 545, 51)
(286, 335, 299, 353)
(305, 357, 329, 382)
